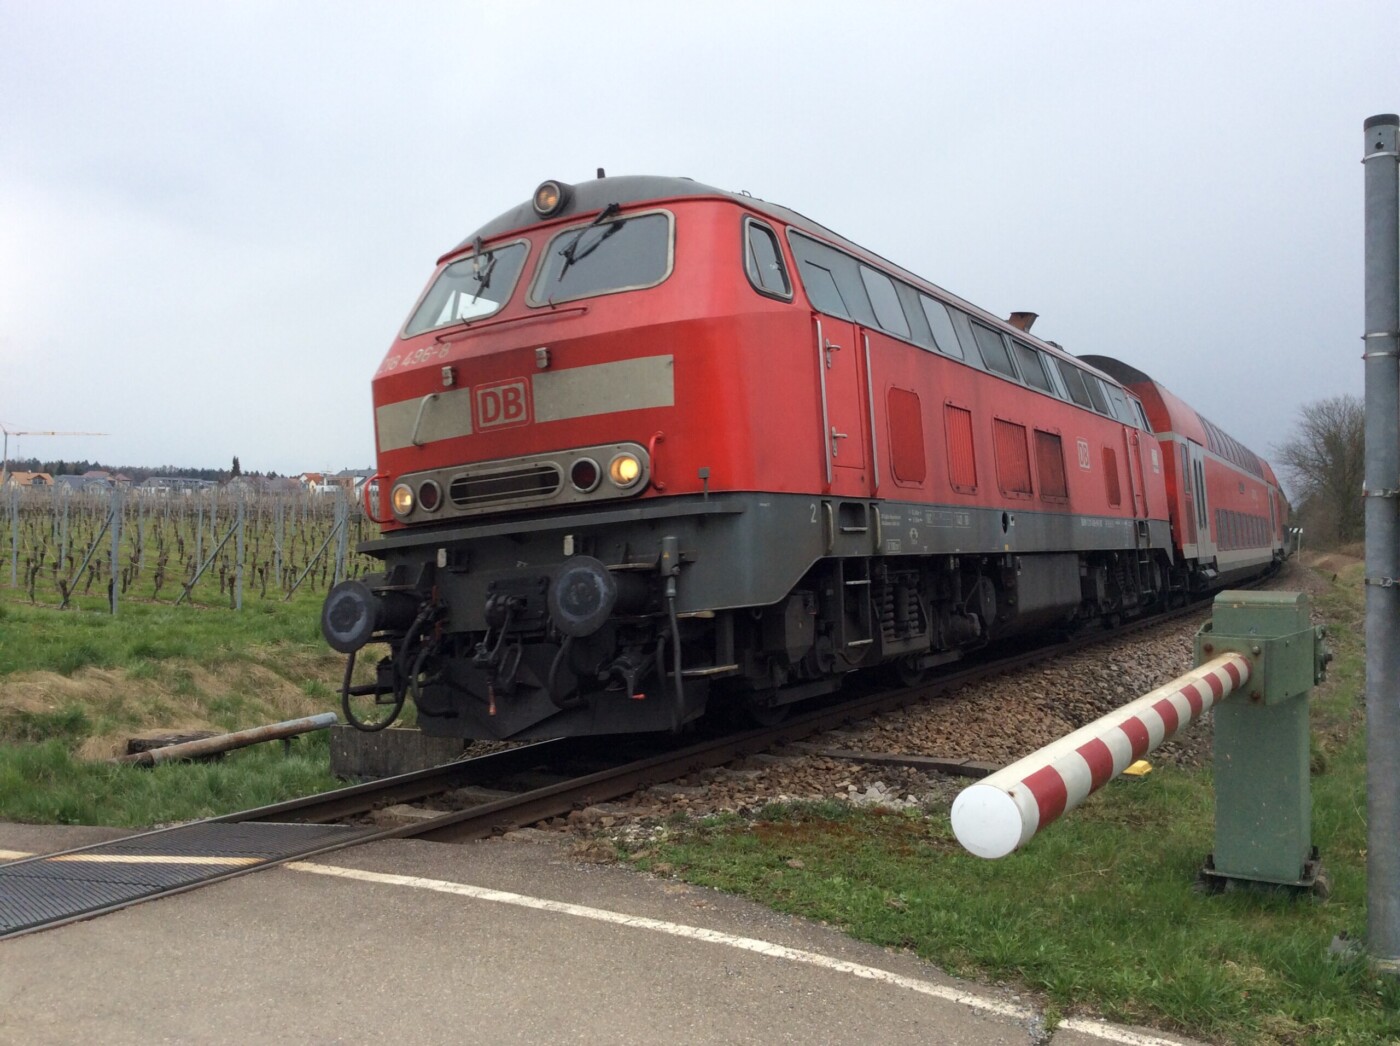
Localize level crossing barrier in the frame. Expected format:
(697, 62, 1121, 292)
(951, 591, 1329, 892)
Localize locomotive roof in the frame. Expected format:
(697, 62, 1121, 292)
(454, 175, 1115, 380)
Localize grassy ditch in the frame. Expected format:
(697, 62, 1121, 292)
(0, 587, 345, 822)
(630, 564, 1400, 1044)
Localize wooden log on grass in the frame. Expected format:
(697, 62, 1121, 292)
(113, 712, 339, 766)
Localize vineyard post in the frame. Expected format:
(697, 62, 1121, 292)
(334, 489, 348, 584)
(108, 488, 123, 615)
(196, 499, 203, 568)
(235, 495, 245, 610)
(59, 491, 69, 575)
(7, 485, 16, 587)
(210, 491, 217, 554)
(135, 497, 146, 574)
(274, 497, 284, 591)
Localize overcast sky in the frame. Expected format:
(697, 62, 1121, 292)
(0, 1, 1392, 483)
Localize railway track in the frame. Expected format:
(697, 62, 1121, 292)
(0, 588, 1244, 941)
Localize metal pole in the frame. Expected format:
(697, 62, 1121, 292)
(1362, 112, 1400, 968)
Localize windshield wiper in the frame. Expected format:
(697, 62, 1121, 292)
(557, 203, 621, 282)
(468, 237, 498, 305)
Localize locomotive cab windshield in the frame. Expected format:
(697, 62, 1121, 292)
(404, 240, 529, 335)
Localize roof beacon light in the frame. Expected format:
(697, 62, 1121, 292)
(533, 180, 572, 218)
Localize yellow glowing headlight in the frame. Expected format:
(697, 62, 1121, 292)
(390, 483, 415, 517)
(533, 180, 571, 217)
(608, 453, 642, 488)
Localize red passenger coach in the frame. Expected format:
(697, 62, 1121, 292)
(1081, 358, 1288, 586)
(322, 175, 1282, 740)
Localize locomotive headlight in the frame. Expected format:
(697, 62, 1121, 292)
(607, 452, 643, 489)
(533, 180, 572, 217)
(390, 482, 415, 517)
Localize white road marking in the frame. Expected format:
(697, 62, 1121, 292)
(288, 861, 1201, 1043)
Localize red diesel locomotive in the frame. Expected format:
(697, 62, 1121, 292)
(321, 174, 1286, 739)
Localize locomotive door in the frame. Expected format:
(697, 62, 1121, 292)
(813, 315, 869, 492)
(1179, 443, 1199, 554)
(1122, 426, 1149, 519)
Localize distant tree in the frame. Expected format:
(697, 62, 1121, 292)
(1273, 395, 1365, 547)
(231, 456, 241, 478)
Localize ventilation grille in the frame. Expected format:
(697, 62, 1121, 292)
(449, 464, 560, 508)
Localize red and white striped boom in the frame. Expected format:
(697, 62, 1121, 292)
(951, 653, 1251, 859)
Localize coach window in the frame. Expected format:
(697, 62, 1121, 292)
(971, 322, 1019, 381)
(919, 296, 965, 359)
(529, 211, 673, 306)
(859, 266, 910, 338)
(1011, 342, 1053, 394)
(743, 219, 791, 300)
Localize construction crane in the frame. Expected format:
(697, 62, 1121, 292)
(0, 423, 108, 486)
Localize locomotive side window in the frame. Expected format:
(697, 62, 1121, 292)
(743, 219, 791, 299)
(529, 211, 673, 307)
(789, 232, 878, 327)
(1011, 342, 1053, 393)
(919, 296, 965, 359)
(1054, 359, 1094, 409)
(971, 322, 1018, 380)
(1133, 398, 1153, 432)
(1082, 374, 1112, 415)
(1105, 386, 1137, 426)
(404, 241, 530, 336)
(859, 266, 910, 338)
(798, 262, 849, 318)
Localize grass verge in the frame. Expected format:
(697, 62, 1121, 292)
(630, 565, 1400, 1044)
(0, 587, 344, 822)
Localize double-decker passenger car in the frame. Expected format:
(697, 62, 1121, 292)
(1082, 357, 1288, 585)
(321, 175, 1279, 739)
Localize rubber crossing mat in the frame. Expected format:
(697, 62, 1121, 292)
(0, 821, 373, 939)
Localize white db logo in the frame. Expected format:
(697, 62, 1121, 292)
(476, 380, 530, 429)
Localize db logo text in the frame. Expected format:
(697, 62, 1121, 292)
(475, 380, 530, 430)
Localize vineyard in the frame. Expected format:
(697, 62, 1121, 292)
(2, 486, 380, 613)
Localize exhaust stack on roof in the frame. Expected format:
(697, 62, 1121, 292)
(1008, 312, 1038, 332)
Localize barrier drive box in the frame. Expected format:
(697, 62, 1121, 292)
(1194, 591, 1329, 891)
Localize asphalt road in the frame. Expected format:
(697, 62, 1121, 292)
(0, 823, 1199, 1046)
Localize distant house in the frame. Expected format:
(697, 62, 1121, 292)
(78, 470, 132, 488)
(333, 469, 374, 495)
(137, 476, 217, 497)
(53, 474, 111, 493)
(1, 471, 54, 488)
(262, 477, 306, 496)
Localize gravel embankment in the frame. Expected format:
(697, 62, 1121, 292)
(544, 561, 1312, 838)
